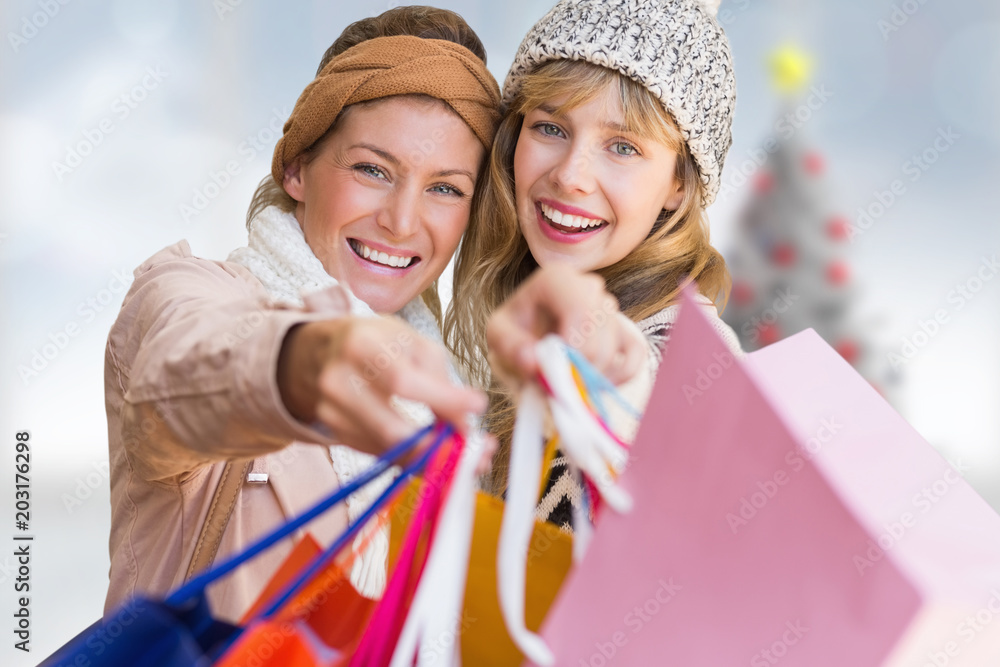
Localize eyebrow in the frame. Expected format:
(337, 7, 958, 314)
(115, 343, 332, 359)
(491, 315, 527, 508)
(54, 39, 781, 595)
(535, 104, 632, 134)
(349, 143, 475, 182)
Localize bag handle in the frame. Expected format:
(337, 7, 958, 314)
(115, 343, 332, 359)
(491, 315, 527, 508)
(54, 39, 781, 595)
(166, 423, 434, 607)
(185, 459, 254, 582)
(255, 423, 455, 621)
(497, 336, 636, 667)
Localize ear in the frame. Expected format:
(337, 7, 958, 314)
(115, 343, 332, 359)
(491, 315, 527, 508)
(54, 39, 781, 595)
(283, 156, 306, 203)
(663, 176, 684, 212)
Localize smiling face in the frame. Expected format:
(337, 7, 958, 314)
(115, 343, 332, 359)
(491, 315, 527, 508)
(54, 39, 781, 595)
(283, 95, 484, 314)
(512, 82, 684, 272)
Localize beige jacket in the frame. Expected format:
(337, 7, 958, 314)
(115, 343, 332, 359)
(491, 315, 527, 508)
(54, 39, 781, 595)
(104, 241, 352, 623)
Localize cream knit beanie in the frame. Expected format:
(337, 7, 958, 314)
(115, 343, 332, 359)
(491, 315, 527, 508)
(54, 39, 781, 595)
(502, 0, 735, 206)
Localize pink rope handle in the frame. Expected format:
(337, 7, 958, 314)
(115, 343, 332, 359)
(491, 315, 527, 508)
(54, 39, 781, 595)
(349, 431, 465, 666)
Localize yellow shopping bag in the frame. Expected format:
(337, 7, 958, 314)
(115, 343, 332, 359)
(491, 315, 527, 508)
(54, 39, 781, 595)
(389, 482, 573, 666)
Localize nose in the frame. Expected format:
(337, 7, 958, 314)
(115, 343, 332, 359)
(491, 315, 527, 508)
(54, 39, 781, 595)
(378, 183, 422, 239)
(550, 142, 596, 195)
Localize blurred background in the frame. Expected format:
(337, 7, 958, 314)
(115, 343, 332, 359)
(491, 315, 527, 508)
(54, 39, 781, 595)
(1, 0, 998, 662)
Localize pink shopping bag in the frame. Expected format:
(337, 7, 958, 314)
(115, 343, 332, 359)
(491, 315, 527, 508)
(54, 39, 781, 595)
(535, 287, 1000, 666)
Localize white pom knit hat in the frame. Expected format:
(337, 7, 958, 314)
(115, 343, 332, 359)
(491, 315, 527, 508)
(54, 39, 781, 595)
(502, 0, 735, 206)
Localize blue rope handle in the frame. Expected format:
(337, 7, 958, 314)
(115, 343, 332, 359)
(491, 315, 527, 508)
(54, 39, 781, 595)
(256, 423, 454, 620)
(564, 345, 641, 421)
(166, 423, 435, 606)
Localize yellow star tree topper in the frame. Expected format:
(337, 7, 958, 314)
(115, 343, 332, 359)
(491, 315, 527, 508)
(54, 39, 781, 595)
(769, 45, 813, 94)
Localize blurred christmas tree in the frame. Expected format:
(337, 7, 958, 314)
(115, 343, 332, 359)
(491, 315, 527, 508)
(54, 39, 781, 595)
(721, 46, 901, 401)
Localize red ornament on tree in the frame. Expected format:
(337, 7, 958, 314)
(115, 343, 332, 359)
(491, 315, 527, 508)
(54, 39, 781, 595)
(804, 152, 825, 175)
(732, 281, 755, 306)
(771, 242, 797, 267)
(826, 260, 850, 285)
(834, 339, 860, 365)
(753, 170, 775, 193)
(826, 216, 851, 241)
(758, 323, 782, 346)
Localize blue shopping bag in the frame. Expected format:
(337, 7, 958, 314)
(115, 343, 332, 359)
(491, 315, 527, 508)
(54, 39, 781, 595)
(40, 424, 446, 667)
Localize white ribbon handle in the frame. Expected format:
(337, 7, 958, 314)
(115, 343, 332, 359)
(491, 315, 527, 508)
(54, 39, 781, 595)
(390, 432, 483, 667)
(497, 383, 555, 666)
(496, 336, 634, 666)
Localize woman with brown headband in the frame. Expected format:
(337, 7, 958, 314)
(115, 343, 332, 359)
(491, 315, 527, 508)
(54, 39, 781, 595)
(103, 7, 495, 623)
(104, 5, 645, 624)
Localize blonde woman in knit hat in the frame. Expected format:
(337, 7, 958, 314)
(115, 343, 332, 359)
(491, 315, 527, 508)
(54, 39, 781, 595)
(104, 5, 646, 623)
(446, 0, 746, 529)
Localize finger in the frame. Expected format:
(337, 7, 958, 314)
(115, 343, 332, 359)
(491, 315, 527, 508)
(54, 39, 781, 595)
(475, 433, 498, 476)
(302, 285, 352, 315)
(486, 349, 523, 392)
(487, 312, 539, 381)
(606, 319, 648, 385)
(389, 369, 487, 435)
(315, 369, 416, 454)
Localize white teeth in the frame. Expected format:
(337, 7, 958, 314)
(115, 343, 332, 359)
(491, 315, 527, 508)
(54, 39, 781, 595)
(540, 203, 603, 230)
(351, 240, 415, 268)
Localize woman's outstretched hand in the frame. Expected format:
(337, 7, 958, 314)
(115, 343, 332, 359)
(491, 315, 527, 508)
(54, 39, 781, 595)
(486, 264, 647, 389)
(277, 315, 489, 458)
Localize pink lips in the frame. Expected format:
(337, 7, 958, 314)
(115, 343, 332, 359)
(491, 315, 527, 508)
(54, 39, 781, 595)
(534, 201, 607, 245)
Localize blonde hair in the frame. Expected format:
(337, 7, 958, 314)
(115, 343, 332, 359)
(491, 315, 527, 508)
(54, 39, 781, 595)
(245, 6, 490, 321)
(444, 60, 731, 495)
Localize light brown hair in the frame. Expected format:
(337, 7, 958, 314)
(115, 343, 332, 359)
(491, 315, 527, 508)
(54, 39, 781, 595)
(444, 59, 731, 495)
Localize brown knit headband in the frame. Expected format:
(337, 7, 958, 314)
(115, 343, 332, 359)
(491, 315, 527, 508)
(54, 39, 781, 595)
(272, 35, 501, 185)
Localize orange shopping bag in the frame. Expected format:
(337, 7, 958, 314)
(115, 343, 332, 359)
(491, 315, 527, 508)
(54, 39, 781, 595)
(217, 425, 456, 666)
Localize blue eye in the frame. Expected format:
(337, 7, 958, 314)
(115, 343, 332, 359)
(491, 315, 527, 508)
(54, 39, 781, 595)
(430, 183, 465, 197)
(355, 163, 388, 179)
(612, 141, 639, 156)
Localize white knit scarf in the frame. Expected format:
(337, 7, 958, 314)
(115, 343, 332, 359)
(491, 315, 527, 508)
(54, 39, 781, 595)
(228, 205, 446, 598)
